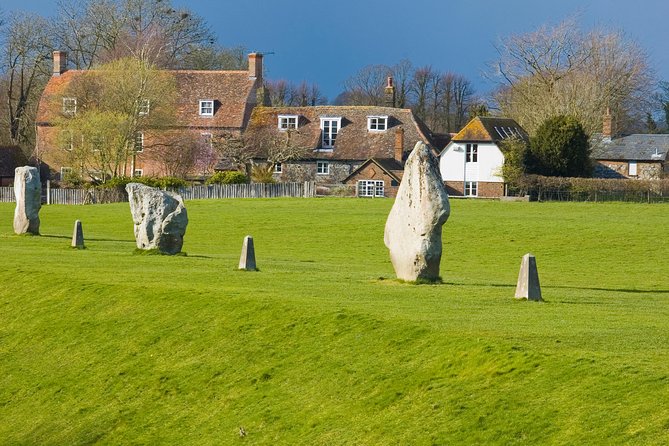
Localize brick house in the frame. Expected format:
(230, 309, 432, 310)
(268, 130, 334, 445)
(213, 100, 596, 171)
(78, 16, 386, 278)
(241, 100, 439, 197)
(591, 113, 668, 179)
(35, 51, 265, 180)
(439, 116, 528, 197)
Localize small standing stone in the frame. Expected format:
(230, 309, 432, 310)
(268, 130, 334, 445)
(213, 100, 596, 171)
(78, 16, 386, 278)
(13, 166, 41, 235)
(72, 220, 84, 249)
(515, 253, 542, 301)
(239, 235, 257, 271)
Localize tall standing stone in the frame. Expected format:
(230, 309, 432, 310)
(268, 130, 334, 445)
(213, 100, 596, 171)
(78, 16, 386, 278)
(125, 183, 188, 255)
(72, 220, 84, 249)
(239, 235, 257, 271)
(384, 142, 450, 282)
(13, 166, 41, 235)
(515, 253, 542, 301)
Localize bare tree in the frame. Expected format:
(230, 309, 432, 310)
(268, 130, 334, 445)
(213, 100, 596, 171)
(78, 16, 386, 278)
(491, 18, 655, 135)
(0, 12, 53, 151)
(266, 79, 327, 106)
(342, 63, 392, 105)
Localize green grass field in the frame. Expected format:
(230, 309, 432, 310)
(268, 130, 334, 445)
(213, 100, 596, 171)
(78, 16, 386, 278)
(1, 198, 669, 445)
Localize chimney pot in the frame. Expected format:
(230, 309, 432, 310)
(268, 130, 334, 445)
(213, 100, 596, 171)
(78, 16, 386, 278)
(53, 51, 67, 76)
(248, 53, 263, 81)
(385, 76, 396, 108)
(394, 127, 405, 163)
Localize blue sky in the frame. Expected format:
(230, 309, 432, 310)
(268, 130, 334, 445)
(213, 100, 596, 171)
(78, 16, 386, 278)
(3, 0, 669, 102)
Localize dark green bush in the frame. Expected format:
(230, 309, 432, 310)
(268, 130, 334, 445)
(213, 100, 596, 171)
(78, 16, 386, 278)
(206, 171, 248, 185)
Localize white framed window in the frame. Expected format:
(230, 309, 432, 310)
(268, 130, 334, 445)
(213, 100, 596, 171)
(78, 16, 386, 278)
(60, 167, 72, 180)
(628, 161, 638, 176)
(316, 161, 330, 175)
(358, 180, 384, 197)
(465, 181, 478, 197)
(278, 115, 298, 130)
(133, 169, 143, 177)
(466, 143, 478, 163)
(138, 99, 150, 116)
(134, 132, 144, 152)
(320, 117, 341, 149)
(367, 116, 388, 132)
(199, 100, 214, 116)
(274, 162, 282, 173)
(62, 97, 77, 115)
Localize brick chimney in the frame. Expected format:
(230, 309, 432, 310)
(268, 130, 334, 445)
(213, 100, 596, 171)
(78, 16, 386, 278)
(53, 51, 67, 76)
(385, 76, 396, 108)
(394, 127, 405, 164)
(602, 108, 613, 142)
(248, 53, 263, 81)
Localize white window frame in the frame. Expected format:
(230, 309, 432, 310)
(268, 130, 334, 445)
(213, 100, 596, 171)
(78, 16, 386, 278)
(60, 167, 72, 180)
(316, 161, 330, 175)
(134, 132, 144, 153)
(278, 114, 298, 130)
(133, 169, 143, 178)
(357, 180, 384, 197)
(628, 161, 638, 176)
(62, 97, 77, 115)
(466, 143, 478, 163)
(320, 117, 341, 149)
(274, 162, 282, 173)
(367, 115, 388, 132)
(60, 130, 74, 151)
(199, 100, 214, 116)
(465, 181, 478, 197)
(138, 99, 150, 116)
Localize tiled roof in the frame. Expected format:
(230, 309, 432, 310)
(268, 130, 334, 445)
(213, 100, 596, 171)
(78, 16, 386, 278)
(343, 158, 404, 183)
(591, 134, 669, 162)
(0, 146, 27, 177)
(244, 106, 437, 161)
(37, 69, 258, 129)
(452, 117, 528, 143)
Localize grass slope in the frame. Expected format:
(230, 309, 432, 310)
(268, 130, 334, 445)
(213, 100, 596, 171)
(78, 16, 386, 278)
(1, 198, 669, 445)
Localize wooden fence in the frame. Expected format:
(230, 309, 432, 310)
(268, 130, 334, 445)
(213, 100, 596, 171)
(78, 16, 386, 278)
(0, 181, 316, 205)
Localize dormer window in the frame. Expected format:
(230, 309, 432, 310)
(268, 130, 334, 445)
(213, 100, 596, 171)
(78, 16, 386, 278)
(320, 117, 341, 149)
(138, 99, 150, 116)
(367, 116, 388, 132)
(278, 115, 298, 130)
(63, 97, 77, 115)
(199, 100, 214, 116)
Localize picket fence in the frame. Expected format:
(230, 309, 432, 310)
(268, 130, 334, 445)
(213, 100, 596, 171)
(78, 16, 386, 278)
(0, 181, 316, 205)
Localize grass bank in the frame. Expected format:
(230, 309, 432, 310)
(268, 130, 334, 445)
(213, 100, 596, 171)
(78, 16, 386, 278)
(1, 198, 668, 444)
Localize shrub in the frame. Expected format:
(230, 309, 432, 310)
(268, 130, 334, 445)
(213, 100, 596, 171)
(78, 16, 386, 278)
(206, 171, 248, 185)
(250, 164, 276, 184)
(530, 115, 591, 177)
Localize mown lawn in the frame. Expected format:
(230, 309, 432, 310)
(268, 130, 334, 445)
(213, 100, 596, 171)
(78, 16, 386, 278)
(1, 198, 668, 445)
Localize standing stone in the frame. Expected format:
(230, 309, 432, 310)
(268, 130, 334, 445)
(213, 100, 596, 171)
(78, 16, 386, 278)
(515, 253, 542, 301)
(125, 183, 188, 255)
(72, 220, 84, 249)
(384, 142, 450, 282)
(13, 166, 41, 235)
(239, 235, 257, 271)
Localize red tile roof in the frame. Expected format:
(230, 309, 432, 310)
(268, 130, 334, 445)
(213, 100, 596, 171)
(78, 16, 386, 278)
(244, 106, 437, 161)
(36, 69, 259, 129)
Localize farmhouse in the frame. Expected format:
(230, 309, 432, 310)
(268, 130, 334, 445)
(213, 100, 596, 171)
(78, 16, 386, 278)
(241, 103, 439, 197)
(35, 51, 266, 181)
(439, 116, 528, 197)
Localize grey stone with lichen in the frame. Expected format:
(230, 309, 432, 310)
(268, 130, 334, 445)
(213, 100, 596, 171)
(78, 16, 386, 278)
(384, 142, 450, 282)
(126, 183, 188, 255)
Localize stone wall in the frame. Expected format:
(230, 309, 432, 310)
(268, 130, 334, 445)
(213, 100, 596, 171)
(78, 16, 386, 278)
(276, 160, 358, 184)
(594, 160, 663, 180)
